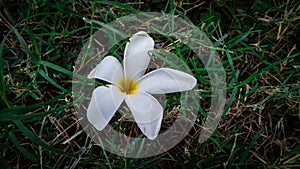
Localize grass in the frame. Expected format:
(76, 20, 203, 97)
(1, 0, 299, 168)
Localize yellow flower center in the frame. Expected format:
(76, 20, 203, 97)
(118, 77, 139, 95)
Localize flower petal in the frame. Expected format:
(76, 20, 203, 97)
(125, 92, 163, 140)
(88, 56, 123, 85)
(123, 31, 154, 80)
(138, 68, 197, 94)
(87, 85, 125, 130)
(135, 114, 162, 140)
(124, 31, 154, 58)
(123, 50, 151, 80)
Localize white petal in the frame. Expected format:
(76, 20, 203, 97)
(123, 50, 150, 80)
(124, 31, 154, 58)
(136, 114, 162, 140)
(138, 68, 197, 94)
(87, 85, 125, 130)
(88, 56, 124, 85)
(125, 92, 163, 140)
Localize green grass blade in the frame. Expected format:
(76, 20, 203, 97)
(40, 60, 74, 76)
(40, 60, 88, 80)
(240, 130, 263, 163)
(0, 36, 10, 109)
(9, 133, 38, 163)
(38, 69, 67, 92)
(14, 120, 72, 156)
(0, 90, 69, 121)
(223, 87, 238, 117)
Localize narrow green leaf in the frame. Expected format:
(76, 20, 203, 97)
(0, 90, 69, 121)
(25, 26, 40, 57)
(11, 27, 37, 64)
(234, 53, 299, 89)
(227, 28, 257, 49)
(40, 60, 73, 76)
(38, 69, 67, 92)
(0, 36, 5, 95)
(14, 120, 71, 156)
(39, 60, 88, 80)
(9, 133, 38, 163)
(223, 87, 238, 117)
(0, 35, 10, 109)
(225, 50, 238, 84)
(240, 130, 263, 163)
(83, 17, 127, 39)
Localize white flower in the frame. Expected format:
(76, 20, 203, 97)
(87, 31, 196, 140)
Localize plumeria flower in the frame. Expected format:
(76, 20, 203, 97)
(87, 31, 196, 140)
